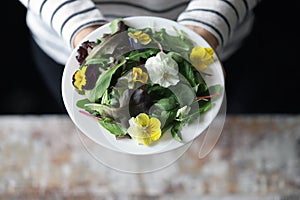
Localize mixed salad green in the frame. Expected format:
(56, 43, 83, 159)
(72, 18, 222, 146)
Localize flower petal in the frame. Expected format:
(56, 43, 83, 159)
(138, 33, 152, 45)
(145, 56, 164, 80)
(132, 67, 148, 84)
(148, 118, 161, 141)
(135, 113, 150, 127)
(205, 47, 214, 55)
(135, 136, 152, 146)
(127, 120, 151, 146)
(127, 113, 162, 146)
(145, 52, 179, 87)
(155, 72, 179, 88)
(72, 66, 87, 91)
(190, 46, 214, 71)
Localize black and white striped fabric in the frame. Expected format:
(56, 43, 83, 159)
(19, 0, 260, 64)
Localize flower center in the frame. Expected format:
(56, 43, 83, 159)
(163, 73, 169, 79)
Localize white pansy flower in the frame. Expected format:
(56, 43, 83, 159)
(176, 105, 191, 118)
(145, 52, 179, 88)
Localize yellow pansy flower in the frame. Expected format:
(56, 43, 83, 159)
(73, 66, 87, 91)
(132, 67, 148, 84)
(128, 31, 152, 45)
(190, 46, 215, 71)
(138, 33, 152, 45)
(128, 31, 142, 41)
(127, 113, 162, 146)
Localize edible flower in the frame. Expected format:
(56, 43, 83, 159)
(116, 67, 148, 90)
(132, 67, 148, 84)
(72, 66, 87, 91)
(128, 31, 152, 45)
(190, 46, 214, 70)
(176, 105, 191, 118)
(145, 52, 179, 88)
(127, 113, 162, 146)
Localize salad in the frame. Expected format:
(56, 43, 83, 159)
(72, 18, 222, 146)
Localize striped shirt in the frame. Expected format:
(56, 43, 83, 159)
(19, 0, 260, 65)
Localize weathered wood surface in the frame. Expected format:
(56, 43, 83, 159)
(0, 115, 299, 199)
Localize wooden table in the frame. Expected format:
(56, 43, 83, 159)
(0, 114, 299, 199)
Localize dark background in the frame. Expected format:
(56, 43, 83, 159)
(2, 1, 299, 114)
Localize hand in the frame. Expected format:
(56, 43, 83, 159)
(185, 25, 218, 50)
(73, 25, 102, 48)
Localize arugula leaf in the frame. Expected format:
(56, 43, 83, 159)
(99, 120, 126, 136)
(161, 110, 177, 133)
(84, 57, 110, 66)
(146, 84, 173, 99)
(171, 122, 183, 142)
(170, 83, 195, 106)
(85, 59, 126, 102)
(127, 48, 159, 62)
(167, 51, 183, 63)
(154, 95, 178, 111)
(84, 103, 112, 117)
(109, 18, 124, 35)
(76, 98, 91, 109)
(208, 84, 222, 101)
(176, 28, 195, 48)
(179, 60, 197, 88)
(199, 101, 212, 114)
(101, 89, 111, 105)
(153, 28, 194, 53)
(195, 72, 208, 95)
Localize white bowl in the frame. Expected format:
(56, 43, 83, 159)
(62, 16, 225, 155)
